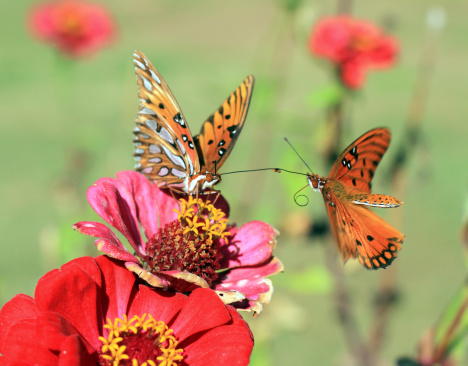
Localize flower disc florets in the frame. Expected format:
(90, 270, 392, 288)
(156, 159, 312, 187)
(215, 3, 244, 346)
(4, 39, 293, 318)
(99, 313, 184, 366)
(143, 197, 230, 286)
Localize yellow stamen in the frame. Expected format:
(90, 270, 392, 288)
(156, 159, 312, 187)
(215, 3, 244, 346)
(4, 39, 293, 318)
(99, 314, 184, 365)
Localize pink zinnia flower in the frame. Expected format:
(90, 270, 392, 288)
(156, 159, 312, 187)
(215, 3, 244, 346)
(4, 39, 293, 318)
(308, 16, 398, 89)
(28, 0, 116, 58)
(73, 171, 283, 316)
(0, 256, 253, 365)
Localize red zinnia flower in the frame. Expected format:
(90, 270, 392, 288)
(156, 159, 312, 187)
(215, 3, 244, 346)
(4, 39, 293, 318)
(28, 0, 116, 58)
(73, 171, 283, 316)
(0, 256, 254, 365)
(308, 16, 398, 89)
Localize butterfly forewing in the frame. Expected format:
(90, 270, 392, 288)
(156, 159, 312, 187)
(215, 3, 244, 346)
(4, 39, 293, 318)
(133, 50, 199, 188)
(329, 128, 391, 193)
(194, 75, 254, 173)
(323, 187, 404, 269)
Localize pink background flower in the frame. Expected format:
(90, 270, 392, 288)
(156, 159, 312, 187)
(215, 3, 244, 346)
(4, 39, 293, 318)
(28, 0, 116, 57)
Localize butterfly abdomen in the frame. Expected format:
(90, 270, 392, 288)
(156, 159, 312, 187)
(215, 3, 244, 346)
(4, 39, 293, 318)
(351, 194, 402, 208)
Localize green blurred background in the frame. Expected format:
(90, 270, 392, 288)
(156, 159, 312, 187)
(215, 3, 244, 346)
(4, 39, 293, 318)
(2, 0, 468, 364)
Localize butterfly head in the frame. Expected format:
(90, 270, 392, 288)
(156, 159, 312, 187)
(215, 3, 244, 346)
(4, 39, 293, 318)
(186, 172, 221, 193)
(307, 173, 326, 192)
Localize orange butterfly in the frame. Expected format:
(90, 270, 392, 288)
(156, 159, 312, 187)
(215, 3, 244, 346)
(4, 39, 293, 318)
(133, 50, 254, 194)
(306, 127, 405, 269)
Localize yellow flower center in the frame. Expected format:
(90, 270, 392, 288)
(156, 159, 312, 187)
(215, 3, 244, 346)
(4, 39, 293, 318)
(173, 196, 230, 241)
(99, 314, 184, 366)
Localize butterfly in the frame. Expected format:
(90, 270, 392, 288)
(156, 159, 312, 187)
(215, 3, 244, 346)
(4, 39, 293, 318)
(132, 50, 254, 194)
(306, 127, 405, 269)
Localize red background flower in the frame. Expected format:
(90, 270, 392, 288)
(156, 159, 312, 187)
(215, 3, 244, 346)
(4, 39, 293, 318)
(309, 16, 398, 89)
(28, 0, 116, 57)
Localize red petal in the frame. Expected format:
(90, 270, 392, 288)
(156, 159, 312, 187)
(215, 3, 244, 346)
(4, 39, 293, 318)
(183, 305, 253, 366)
(0, 294, 36, 350)
(171, 289, 231, 342)
(129, 285, 186, 323)
(34, 257, 103, 350)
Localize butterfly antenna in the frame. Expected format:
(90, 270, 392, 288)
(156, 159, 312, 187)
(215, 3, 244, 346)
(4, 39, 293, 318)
(294, 183, 311, 207)
(284, 137, 314, 174)
(221, 167, 307, 176)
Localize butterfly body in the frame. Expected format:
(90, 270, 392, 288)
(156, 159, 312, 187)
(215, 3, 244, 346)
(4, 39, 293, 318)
(306, 128, 405, 270)
(133, 50, 254, 194)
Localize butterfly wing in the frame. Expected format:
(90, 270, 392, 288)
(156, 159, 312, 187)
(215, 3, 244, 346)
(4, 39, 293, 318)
(323, 187, 404, 270)
(133, 50, 200, 190)
(194, 75, 254, 174)
(329, 128, 391, 193)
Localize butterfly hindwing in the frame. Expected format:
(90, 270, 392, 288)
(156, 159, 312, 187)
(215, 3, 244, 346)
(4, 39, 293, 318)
(323, 187, 404, 270)
(329, 128, 391, 193)
(194, 75, 254, 173)
(133, 50, 199, 189)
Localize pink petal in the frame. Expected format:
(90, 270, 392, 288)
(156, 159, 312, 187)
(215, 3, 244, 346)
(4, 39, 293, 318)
(72, 221, 139, 262)
(218, 221, 278, 269)
(116, 171, 178, 236)
(87, 178, 144, 255)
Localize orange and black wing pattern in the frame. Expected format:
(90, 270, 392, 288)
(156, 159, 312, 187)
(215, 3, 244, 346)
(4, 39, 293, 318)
(194, 75, 254, 174)
(322, 187, 405, 269)
(329, 128, 391, 193)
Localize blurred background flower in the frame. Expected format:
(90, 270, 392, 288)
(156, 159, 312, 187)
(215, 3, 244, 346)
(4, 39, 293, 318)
(309, 15, 398, 89)
(28, 0, 116, 58)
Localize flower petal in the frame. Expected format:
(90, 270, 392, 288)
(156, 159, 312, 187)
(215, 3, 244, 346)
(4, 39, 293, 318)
(73, 221, 139, 262)
(218, 221, 279, 269)
(171, 288, 232, 342)
(115, 171, 179, 236)
(87, 178, 144, 255)
(183, 306, 253, 366)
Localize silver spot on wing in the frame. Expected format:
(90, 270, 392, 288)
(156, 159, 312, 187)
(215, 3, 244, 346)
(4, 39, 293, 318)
(149, 69, 161, 85)
(149, 144, 161, 154)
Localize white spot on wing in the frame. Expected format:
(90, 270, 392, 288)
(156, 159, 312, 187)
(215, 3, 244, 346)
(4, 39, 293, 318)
(171, 168, 186, 178)
(140, 75, 152, 91)
(158, 167, 169, 177)
(145, 120, 158, 131)
(134, 59, 146, 70)
(162, 145, 186, 169)
(158, 127, 174, 144)
(140, 107, 156, 116)
(149, 144, 161, 154)
(142, 167, 153, 174)
(135, 148, 144, 155)
(149, 69, 161, 85)
(177, 139, 186, 155)
(149, 157, 162, 164)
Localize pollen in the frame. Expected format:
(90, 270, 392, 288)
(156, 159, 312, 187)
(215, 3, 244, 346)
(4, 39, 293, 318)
(143, 197, 230, 285)
(174, 197, 230, 241)
(99, 313, 184, 366)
